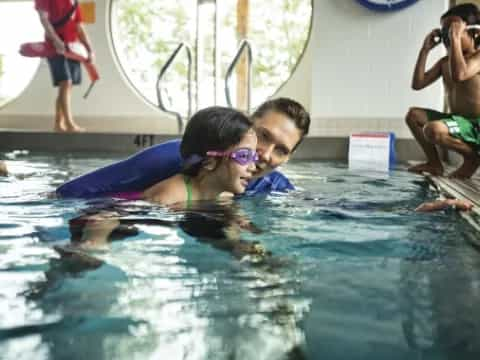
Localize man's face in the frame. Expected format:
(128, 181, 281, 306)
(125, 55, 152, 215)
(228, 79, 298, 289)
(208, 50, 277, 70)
(253, 110, 303, 178)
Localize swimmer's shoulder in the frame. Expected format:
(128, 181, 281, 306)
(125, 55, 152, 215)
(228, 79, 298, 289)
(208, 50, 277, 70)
(143, 174, 186, 205)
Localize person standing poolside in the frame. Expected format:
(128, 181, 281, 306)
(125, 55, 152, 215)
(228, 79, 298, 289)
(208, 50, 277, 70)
(35, 0, 94, 132)
(406, 3, 480, 179)
(56, 97, 311, 198)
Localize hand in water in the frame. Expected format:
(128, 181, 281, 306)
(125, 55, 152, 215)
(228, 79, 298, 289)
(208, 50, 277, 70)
(415, 198, 473, 212)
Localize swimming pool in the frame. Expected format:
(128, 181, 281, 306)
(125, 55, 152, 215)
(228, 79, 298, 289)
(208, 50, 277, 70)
(1, 151, 479, 360)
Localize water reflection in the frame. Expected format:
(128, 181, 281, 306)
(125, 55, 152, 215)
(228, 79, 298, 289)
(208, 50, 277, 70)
(3, 200, 309, 359)
(4, 158, 480, 359)
(400, 223, 480, 359)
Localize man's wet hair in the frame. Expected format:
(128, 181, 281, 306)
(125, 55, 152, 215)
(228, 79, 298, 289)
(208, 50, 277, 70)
(181, 106, 253, 176)
(441, 3, 480, 25)
(252, 97, 311, 151)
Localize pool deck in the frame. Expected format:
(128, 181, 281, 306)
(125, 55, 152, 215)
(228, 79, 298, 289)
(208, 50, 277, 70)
(0, 129, 424, 161)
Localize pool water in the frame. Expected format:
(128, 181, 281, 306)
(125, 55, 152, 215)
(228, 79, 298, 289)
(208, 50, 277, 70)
(1, 151, 480, 360)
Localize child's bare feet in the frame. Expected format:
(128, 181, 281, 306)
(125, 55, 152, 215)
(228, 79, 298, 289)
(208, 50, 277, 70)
(408, 162, 444, 176)
(0, 161, 7, 176)
(54, 123, 67, 132)
(448, 155, 480, 179)
(65, 124, 86, 133)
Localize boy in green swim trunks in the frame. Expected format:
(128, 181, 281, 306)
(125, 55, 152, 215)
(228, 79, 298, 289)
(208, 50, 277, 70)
(406, 3, 480, 178)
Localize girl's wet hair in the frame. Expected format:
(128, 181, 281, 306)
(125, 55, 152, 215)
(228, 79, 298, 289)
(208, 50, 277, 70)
(180, 106, 253, 176)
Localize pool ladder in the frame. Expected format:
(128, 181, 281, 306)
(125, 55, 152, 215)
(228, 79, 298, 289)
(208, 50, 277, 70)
(157, 39, 252, 134)
(156, 42, 193, 134)
(225, 39, 253, 114)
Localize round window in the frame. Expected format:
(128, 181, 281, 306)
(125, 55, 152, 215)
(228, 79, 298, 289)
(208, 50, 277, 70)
(0, 1, 42, 108)
(109, 0, 312, 118)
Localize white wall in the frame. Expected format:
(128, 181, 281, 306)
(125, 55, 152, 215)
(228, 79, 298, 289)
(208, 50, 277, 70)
(275, 19, 313, 111)
(309, 0, 449, 137)
(0, 0, 449, 137)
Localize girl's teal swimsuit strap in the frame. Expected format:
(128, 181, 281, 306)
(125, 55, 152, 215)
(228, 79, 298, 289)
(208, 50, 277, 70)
(183, 175, 192, 207)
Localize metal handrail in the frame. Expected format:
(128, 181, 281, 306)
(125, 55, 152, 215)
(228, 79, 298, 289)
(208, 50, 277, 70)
(156, 43, 192, 133)
(224, 39, 252, 113)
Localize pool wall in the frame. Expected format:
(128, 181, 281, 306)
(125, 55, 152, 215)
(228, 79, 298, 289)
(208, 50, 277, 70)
(0, 132, 424, 162)
(0, 1, 446, 137)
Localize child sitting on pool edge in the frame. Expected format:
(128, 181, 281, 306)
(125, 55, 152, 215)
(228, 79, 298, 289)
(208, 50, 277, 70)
(406, 3, 480, 178)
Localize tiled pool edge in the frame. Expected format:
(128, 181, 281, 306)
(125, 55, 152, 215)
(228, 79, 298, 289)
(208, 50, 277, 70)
(426, 174, 480, 246)
(0, 131, 423, 162)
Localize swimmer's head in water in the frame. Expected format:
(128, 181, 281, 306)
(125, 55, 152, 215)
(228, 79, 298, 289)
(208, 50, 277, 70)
(252, 97, 310, 151)
(180, 106, 253, 177)
(250, 98, 310, 178)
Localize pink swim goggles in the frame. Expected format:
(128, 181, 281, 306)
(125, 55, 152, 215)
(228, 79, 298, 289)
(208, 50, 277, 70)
(206, 148, 259, 165)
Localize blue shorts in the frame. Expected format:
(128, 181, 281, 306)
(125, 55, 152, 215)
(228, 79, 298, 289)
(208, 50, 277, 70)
(47, 55, 81, 86)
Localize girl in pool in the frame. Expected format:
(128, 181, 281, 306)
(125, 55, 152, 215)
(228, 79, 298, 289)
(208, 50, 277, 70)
(61, 106, 263, 252)
(141, 106, 258, 205)
(94, 106, 258, 205)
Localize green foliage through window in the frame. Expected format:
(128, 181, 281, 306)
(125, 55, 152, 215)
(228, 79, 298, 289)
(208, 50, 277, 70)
(110, 0, 311, 117)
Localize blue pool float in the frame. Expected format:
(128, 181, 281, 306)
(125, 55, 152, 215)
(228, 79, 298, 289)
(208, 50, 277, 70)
(57, 139, 294, 198)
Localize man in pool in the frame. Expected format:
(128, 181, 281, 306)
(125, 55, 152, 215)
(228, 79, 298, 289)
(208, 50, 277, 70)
(406, 3, 480, 178)
(56, 97, 311, 197)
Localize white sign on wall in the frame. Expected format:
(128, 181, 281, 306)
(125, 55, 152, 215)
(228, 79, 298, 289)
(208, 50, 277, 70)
(348, 132, 395, 172)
